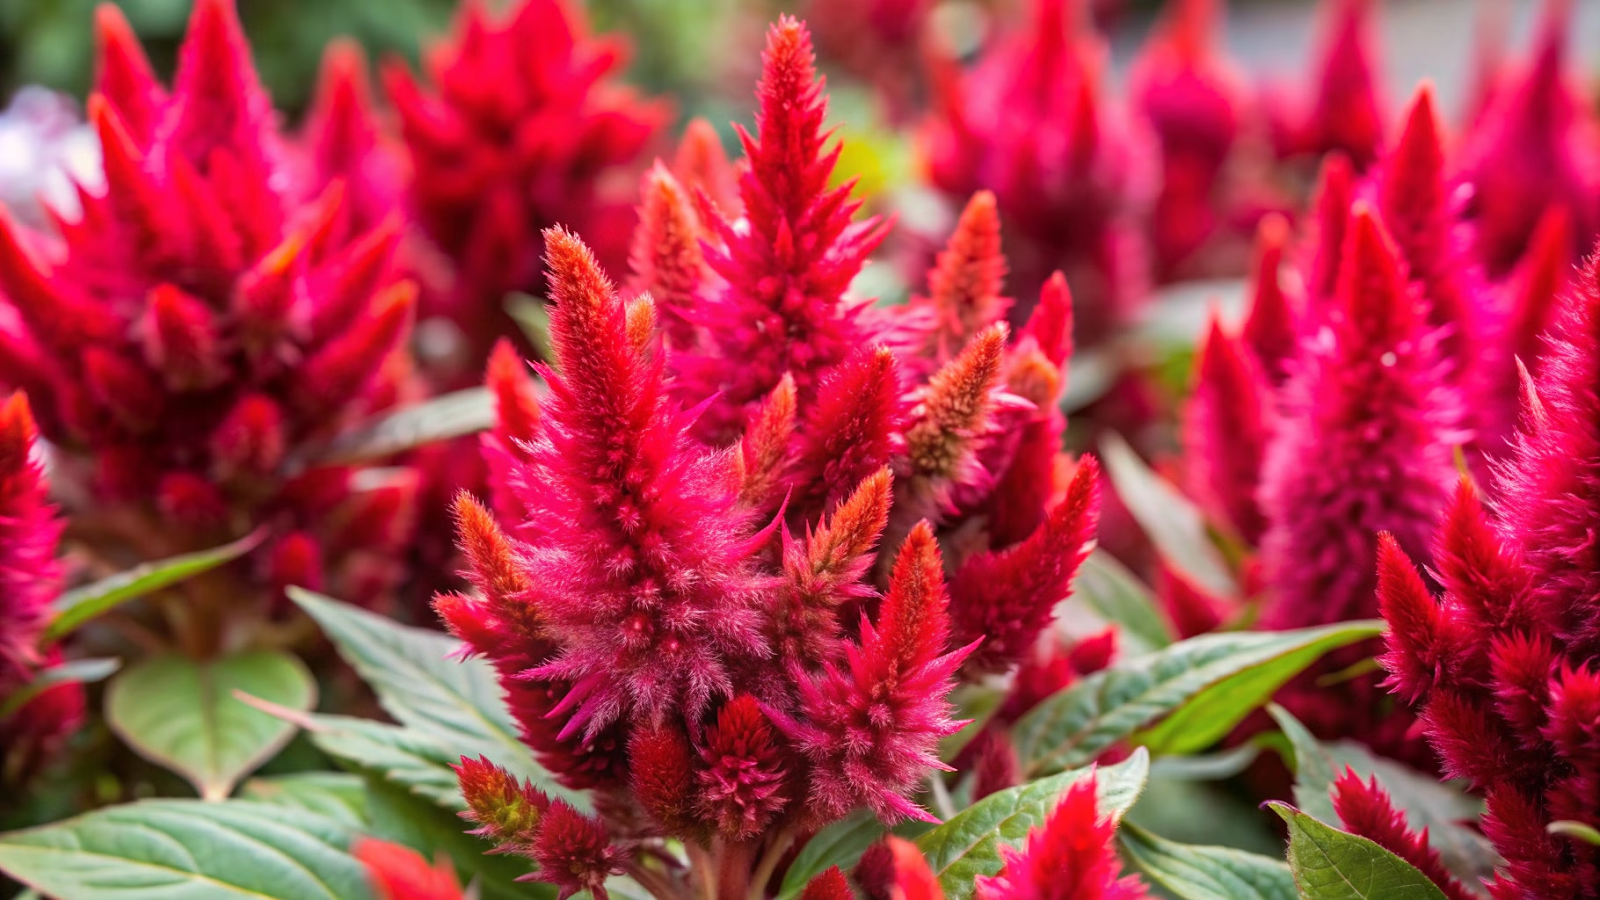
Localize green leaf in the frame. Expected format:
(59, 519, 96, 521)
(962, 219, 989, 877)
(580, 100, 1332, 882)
(1268, 704, 1496, 886)
(915, 747, 1149, 900)
(364, 777, 545, 900)
(1100, 432, 1236, 597)
(0, 657, 119, 720)
(1013, 622, 1383, 776)
(0, 799, 369, 900)
(45, 531, 264, 643)
(289, 588, 582, 808)
(1071, 551, 1175, 654)
(106, 650, 315, 800)
(1118, 822, 1297, 900)
(240, 773, 370, 829)
(305, 387, 495, 466)
(506, 294, 555, 363)
(1270, 802, 1451, 900)
(307, 715, 465, 808)
(778, 810, 886, 900)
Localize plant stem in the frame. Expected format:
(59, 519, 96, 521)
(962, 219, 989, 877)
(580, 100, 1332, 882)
(624, 858, 687, 900)
(747, 827, 797, 900)
(686, 842, 717, 900)
(928, 771, 957, 821)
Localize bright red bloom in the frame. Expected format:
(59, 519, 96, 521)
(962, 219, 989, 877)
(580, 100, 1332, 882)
(783, 523, 975, 824)
(905, 191, 1011, 366)
(1331, 771, 1475, 900)
(1456, 0, 1600, 277)
(628, 163, 710, 351)
(1183, 315, 1271, 544)
(949, 457, 1100, 675)
(696, 694, 790, 839)
(353, 839, 465, 900)
(1305, 152, 1359, 315)
(785, 347, 904, 523)
(1259, 206, 1457, 630)
(385, 0, 665, 355)
(0, 0, 418, 607)
(774, 468, 892, 663)
(1240, 214, 1301, 387)
(924, 0, 1149, 341)
(680, 17, 889, 441)
(974, 773, 1150, 900)
(1129, 0, 1249, 280)
(800, 866, 856, 900)
(887, 837, 944, 900)
(1378, 253, 1600, 897)
(1267, 0, 1385, 171)
(302, 40, 405, 237)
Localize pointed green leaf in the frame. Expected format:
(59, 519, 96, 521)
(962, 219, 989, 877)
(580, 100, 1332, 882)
(0, 800, 369, 900)
(1100, 432, 1236, 597)
(915, 748, 1149, 900)
(106, 651, 314, 800)
(1268, 704, 1496, 886)
(1549, 821, 1600, 846)
(306, 387, 495, 466)
(46, 532, 264, 643)
(289, 588, 582, 808)
(777, 810, 886, 900)
(1072, 550, 1175, 654)
(0, 657, 119, 720)
(1270, 802, 1451, 900)
(240, 773, 370, 829)
(1014, 622, 1383, 776)
(307, 714, 465, 808)
(1118, 822, 1296, 900)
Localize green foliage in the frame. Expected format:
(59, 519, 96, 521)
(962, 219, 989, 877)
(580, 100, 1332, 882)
(1100, 431, 1237, 597)
(1118, 821, 1297, 900)
(0, 799, 370, 900)
(1012, 621, 1384, 777)
(914, 748, 1150, 900)
(1270, 803, 1452, 900)
(1070, 550, 1177, 655)
(105, 650, 315, 800)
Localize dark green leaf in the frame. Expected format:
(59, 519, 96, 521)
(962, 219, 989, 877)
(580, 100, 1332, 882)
(1118, 822, 1296, 900)
(915, 748, 1149, 900)
(0, 799, 369, 900)
(0, 658, 119, 720)
(46, 531, 264, 643)
(1014, 622, 1383, 776)
(778, 810, 885, 900)
(1100, 432, 1236, 597)
(1071, 551, 1175, 654)
(1549, 821, 1600, 846)
(307, 714, 465, 808)
(106, 650, 315, 800)
(289, 589, 581, 808)
(1270, 802, 1450, 900)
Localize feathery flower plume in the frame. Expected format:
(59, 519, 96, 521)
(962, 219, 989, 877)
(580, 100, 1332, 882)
(924, 0, 1149, 340)
(680, 17, 889, 440)
(1183, 315, 1271, 544)
(1456, 0, 1600, 277)
(629, 163, 710, 351)
(1377, 253, 1600, 898)
(1268, 0, 1385, 171)
(1305, 152, 1358, 315)
(1241, 214, 1301, 387)
(905, 191, 1011, 366)
(800, 867, 856, 900)
(302, 40, 405, 237)
(672, 118, 741, 225)
(0, 0, 419, 609)
(696, 694, 790, 839)
(784, 523, 975, 824)
(784, 347, 904, 523)
(353, 839, 465, 900)
(385, 0, 666, 355)
(774, 468, 892, 662)
(974, 773, 1150, 900)
(1130, 0, 1249, 280)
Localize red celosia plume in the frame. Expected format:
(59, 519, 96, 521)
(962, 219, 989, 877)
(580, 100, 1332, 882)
(974, 773, 1150, 900)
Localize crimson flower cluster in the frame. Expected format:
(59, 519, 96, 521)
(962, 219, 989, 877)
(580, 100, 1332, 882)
(438, 18, 1103, 897)
(0, 392, 83, 792)
(1378, 254, 1600, 898)
(386, 0, 667, 362)
(0, 0, 421, 612)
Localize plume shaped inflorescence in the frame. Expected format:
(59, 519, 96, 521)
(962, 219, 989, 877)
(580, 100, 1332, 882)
(385, 0, 666, 359)
(0, 0, 419, 609)
(1378, 251, 1600, 898)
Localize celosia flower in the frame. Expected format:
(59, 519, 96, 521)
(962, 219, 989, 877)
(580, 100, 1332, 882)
(772, 468, 892, 662)
(1129, 0, 1248, 280)
(1259, 205, 1457, 630)
(784, 522, 976, 823)
(628, 163, 711, 351)
(974, 773, 1150, 900)
(1456, 0, 1600, 277)
(0, 391, 81, 790)
(1266, 0, 1385, 171)
(1182, 314, 1271, 544)
(924, 0, 1149, 340)
(886, 837, 945, 900)
(1305, 152, 1358, 315)
(800, 866, 856, 900)
(0, 0, 419, 610)
(696, 694, 790, 839)
(385, 0, 666, 357)
(1331, 771, 1474, 900)
(903, 191, 1010, 367)
(680, 16, 890, 441)
(353, 839, 464, 900)
(1377, 251, 1600, 898)
(1240, 214, 1301, 388)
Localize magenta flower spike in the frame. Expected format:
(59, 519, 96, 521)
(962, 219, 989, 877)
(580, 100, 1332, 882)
(1268, 0, 1385, 171)
(974, 773, 1151, 900)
